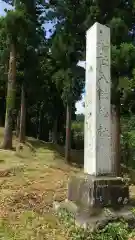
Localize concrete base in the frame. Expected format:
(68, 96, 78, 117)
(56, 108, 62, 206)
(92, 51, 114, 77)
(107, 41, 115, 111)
(53, 174, 134, 230)
(67, 174, 129, 214)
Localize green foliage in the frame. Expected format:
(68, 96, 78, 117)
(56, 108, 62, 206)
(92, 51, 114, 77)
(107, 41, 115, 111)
(71, 128, 84, 150)
(72, 122, 83, 133)
(57, 209, 134, 240)
(109, 18, 129, 45)
(1, 0, 135, 145)
(48, 0, 135, 115)
(121, 116, 135, 168)
(111, 42, 135, 105)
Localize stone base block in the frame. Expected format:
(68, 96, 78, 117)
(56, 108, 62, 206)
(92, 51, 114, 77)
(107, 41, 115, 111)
(67, 174, 129, 215)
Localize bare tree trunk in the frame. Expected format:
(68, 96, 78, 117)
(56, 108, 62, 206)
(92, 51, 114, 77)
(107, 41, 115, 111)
(111, 104, 121, 176)
(2, 43, 16, 149)
(115, 104, 121, 176)
(37, 103, 42, 140)
(65, 101, 72, 162)
(52, 118, 58, 144)
(16, 110, 20, 137)
(19, 83, 26, 143)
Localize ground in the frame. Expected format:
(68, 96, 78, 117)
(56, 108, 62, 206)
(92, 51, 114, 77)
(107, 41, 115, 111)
(0, 128, 135, 239)
(0, 128, 83, 239)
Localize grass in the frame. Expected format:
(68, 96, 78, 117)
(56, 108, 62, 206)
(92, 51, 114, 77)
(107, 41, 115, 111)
(0, 128, 82, 239)
(0, 128, 135, 239)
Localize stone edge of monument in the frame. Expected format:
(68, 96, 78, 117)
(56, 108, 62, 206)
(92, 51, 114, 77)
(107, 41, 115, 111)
(67, 173, 129, 210)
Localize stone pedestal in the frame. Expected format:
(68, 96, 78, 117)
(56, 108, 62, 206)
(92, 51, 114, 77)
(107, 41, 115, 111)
(53, 174, 133, 230)
(67, 174, 129, 215)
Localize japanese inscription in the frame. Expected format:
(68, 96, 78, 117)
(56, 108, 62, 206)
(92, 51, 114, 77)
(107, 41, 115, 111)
(84, 23, 111, 175)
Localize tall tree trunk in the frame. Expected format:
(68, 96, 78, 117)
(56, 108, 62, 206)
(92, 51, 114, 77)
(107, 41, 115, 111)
(19, 83, 26, 143)
(65, 101, 72, 162)
(37, 103, 42, 140)
(2, 43, 16, 149)
(115, 104, 121, 176)
(52, 118, 58, 144)
(16, 110, 20, 137)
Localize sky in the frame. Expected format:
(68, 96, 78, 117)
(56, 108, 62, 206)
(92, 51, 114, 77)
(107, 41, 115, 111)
(0, 0, 85, 114)
(0, 0, 13, 15)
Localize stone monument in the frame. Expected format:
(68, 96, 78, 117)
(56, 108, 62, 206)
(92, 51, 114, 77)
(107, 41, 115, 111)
(55, 22, 132, 229)
(84, 22, 111, 176)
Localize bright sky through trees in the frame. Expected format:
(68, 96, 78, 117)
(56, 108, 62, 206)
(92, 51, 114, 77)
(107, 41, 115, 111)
(0, 0, 84, 114)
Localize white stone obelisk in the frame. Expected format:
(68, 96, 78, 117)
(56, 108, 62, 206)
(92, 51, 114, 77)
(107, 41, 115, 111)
(84, 22, 112, 176)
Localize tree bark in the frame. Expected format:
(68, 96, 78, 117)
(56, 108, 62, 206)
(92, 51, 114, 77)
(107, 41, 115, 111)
(19, 83, 26, 143)
(52, 118, 58, 144)
(65, 101, 72, 162)
(2, 43, 16, 149)
(115, 104, 121, 176)
(16, 110, 20, 137)
(37, 103, 42, 140)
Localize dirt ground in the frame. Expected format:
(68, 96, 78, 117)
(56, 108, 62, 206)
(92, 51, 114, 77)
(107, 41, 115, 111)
(0, 129, 83, 239)
(0, 128, 134, 239)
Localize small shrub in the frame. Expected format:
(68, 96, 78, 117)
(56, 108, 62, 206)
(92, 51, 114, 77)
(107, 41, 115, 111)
(57, 209, 134, 240)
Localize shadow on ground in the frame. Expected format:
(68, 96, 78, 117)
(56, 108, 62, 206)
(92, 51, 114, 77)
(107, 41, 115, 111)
(28, 138, 84, 167)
